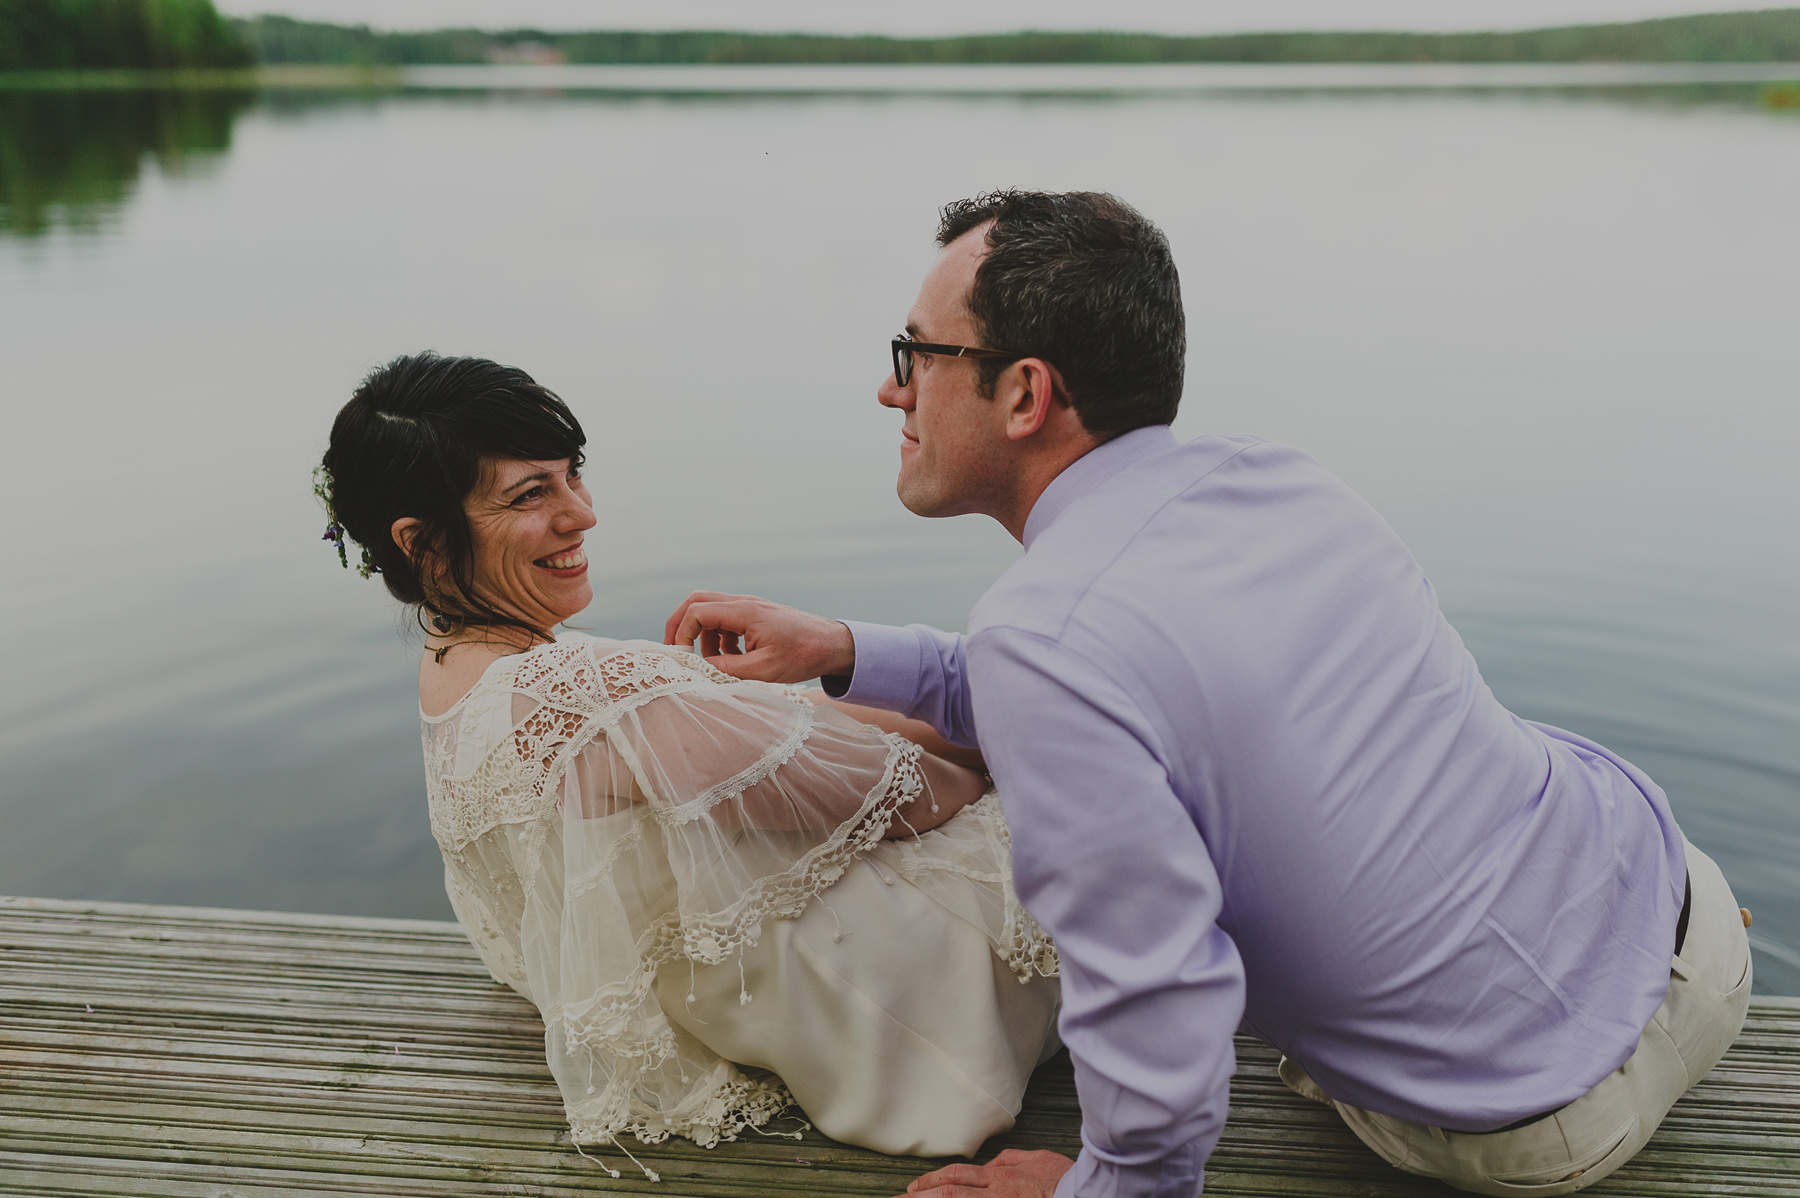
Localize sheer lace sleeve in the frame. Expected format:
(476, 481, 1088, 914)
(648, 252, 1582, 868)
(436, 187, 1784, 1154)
(423, 635, 941, 1152)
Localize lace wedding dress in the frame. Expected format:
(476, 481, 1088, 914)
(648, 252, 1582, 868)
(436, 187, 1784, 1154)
(421, 633, 1060, 1161)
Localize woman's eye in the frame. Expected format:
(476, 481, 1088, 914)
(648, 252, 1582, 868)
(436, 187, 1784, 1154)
(511, 486, 544, 506)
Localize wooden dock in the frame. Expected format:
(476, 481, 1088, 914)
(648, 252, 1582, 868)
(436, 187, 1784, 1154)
(2, 895, 1796, 1196)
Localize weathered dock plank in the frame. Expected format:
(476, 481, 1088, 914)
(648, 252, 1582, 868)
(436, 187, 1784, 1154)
(2, 895, 1795, 1196)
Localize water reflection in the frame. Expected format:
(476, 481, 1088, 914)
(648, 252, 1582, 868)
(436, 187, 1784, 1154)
(0, 80, 1793, 993)
(3, 68, 1792, 244)
(0, 88, 253, 236)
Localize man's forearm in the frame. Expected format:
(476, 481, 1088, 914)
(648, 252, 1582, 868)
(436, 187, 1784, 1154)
(825, 621, 980, 748)
(972, 628, 1243, 1198)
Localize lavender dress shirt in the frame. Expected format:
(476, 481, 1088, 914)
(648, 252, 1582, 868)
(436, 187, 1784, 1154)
(830, 425, 1686, 1198)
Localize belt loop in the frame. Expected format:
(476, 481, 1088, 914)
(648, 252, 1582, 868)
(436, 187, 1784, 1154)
(1430, 1125, 1449, 1143)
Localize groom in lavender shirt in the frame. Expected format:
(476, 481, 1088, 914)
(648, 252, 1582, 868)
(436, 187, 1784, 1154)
(666, 190, 1751, 1197)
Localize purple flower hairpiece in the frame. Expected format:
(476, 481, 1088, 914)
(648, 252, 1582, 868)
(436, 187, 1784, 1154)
(313, 466, 379, 579)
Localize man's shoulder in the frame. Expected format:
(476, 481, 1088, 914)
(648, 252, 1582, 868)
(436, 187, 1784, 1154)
(969, 432, 1319, 645)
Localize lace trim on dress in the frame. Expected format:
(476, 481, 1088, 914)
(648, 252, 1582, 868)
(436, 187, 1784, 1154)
(887, 793, 1060, 982)
(657, 702, 817, 827)
(539, 737, 924, 1051)
(567, 1061, 797, 1152)
(545, 733, 926, 1150)
(425, 648, 718, 854)
(648, 738, 922, 966)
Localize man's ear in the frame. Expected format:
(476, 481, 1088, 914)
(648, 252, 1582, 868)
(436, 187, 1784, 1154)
(391, 516, 424, 563)
(1002, 358, 1066, 442)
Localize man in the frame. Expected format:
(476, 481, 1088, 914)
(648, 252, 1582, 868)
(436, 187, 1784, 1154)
(665, 190, 1752, 1198)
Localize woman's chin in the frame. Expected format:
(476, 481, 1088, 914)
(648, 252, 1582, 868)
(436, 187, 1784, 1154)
(548, 583, 594, 625)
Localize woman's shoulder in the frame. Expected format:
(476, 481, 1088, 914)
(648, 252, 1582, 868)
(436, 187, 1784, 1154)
(506, 633, 739, 704)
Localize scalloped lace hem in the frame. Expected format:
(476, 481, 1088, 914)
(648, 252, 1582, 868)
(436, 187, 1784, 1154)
(569, 1071, 799, 1151)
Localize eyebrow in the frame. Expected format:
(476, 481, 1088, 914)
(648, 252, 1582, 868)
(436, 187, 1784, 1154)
(500, 471, 552, 497)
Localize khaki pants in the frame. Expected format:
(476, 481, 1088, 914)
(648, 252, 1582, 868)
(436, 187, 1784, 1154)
(1280, 839, 1753, 1195)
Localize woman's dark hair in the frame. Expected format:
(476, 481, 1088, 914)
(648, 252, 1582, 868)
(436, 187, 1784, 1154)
(317, 352, 586, 641)
(937, 189, 1185, 438)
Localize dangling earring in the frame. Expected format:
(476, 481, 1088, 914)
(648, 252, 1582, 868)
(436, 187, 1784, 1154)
(427, 611, 459, 664)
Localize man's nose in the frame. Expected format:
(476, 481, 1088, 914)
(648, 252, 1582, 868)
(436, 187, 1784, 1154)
(877, 371, 912, 410)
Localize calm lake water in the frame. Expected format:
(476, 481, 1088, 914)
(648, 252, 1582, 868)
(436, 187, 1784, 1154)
(1, 67, 1795, 993)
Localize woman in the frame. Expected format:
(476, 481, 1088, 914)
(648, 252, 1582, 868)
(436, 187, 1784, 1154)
(317, 352, 1059, 1171)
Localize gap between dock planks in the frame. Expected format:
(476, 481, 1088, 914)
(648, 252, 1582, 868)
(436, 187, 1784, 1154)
(1, 895, 1796, 1197)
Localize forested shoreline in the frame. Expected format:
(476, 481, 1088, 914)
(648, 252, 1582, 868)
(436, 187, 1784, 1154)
(1, 0, 249, 69)
(236, 9, 1800, 66)
(3, 2, 1800, 71)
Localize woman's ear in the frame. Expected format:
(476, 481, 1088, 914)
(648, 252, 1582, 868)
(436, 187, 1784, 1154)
(391, 516, 423, 563)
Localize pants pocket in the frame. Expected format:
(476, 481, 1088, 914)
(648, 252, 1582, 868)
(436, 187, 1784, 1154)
(1487, 1114, 1640, 1194)
(1725, 940, 1753, 996)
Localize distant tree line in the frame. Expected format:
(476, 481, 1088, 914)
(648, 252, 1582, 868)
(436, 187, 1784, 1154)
(3, 4, 1797, 71)
(0, 0, 250, 69)
(233, 10, 1800, 66)
(230, 15, 488, 66)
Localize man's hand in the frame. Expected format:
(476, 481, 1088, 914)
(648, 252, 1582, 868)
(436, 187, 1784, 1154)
(664, 590, 855, 684)
(900, 1149, 1075, 1197)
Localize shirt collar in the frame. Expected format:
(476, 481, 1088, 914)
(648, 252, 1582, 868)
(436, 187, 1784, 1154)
(1022, 423, 1178, 550)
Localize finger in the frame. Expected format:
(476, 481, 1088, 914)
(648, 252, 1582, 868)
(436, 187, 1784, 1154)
(701, 645, 785, 682)
(674, 600, 748, 650)
(699, 625, 744, 659)
(664, 591, 725, 644)
(699, 650, 759, 680)
(665, 592, 748, 646)
(725, 646, 804, 684)
(662, 597, 696, 645)
(909, 1164, 988, 1190)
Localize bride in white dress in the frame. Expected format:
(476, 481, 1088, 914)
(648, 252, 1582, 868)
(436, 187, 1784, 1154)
(317, 353, 1060, 1168)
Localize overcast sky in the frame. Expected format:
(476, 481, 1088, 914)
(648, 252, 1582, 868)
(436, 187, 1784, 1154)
(209, 0, 1789, 36)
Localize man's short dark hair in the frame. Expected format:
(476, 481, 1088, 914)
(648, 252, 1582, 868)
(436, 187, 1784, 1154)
(937, 189, 1184, 437)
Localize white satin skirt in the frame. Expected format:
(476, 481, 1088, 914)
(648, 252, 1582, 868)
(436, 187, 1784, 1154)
(652, 847, 1062, 1157)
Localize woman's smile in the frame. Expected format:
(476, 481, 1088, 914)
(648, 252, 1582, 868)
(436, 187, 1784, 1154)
(535, 545, 588, 574)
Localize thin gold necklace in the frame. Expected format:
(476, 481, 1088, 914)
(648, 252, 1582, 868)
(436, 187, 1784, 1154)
(428, 630, 551, 666)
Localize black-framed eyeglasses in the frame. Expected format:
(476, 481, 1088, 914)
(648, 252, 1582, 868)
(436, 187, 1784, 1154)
(891, 332, 1024, 388)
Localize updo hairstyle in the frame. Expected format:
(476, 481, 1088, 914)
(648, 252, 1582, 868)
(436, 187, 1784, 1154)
(318, 352, 587, 639)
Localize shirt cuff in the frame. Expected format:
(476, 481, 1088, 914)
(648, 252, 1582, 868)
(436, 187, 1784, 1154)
(1054, 1141, 1207, 1198)
(821, 620, 924, 707)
